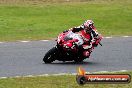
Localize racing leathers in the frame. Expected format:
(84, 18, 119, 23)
(66, 24, 102, 57)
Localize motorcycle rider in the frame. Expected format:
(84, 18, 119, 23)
(63, 20, 102, 57)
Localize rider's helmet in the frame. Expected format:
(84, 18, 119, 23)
(83, 20, 94, 33)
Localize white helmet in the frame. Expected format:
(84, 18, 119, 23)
(83, 20, 94, 29)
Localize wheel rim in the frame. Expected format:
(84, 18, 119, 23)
(47, 55, 52, 60)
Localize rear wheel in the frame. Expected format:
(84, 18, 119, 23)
(43, 47, 58, 63)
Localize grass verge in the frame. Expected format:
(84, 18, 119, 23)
(0, 0, 132, 41)
(0, 71, 131, 88)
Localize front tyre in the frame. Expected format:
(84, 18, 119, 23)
(74, 59, 84, 63)
(74, 57, 84, 63)
(43, 47, 58, 63)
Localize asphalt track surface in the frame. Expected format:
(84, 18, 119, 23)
(0, 37, 132, 77)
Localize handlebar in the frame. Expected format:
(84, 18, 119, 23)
(99, 42, 102, 46)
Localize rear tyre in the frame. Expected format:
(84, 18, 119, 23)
(43, 47, 58, 63)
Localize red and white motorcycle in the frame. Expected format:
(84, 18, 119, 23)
(43, 31, 102, 63)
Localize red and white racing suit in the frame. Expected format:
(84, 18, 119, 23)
(68, 25, 102, 57)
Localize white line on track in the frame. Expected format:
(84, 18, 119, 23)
(104, 37, 113, 39)
(93, 71, 109, 73)
(119, 70, 128, 72)
(0, 70, 129, 79)
(0, 77, 7, 79)
(20, 41, 30, 43)
(25, 75, 34, 77)
(0, 42, 4, 43)
(40, 40, 49, 42)
(122, 36, 131, 38)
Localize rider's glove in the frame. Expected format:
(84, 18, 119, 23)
(93, 43, 98, 47)
(93, 35, 102, 47)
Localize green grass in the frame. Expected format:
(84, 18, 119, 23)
(0, 71, 131, 88)
(0, 0, 132, 41)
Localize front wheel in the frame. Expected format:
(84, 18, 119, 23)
(43, 47, 58, 63)
(74, 57, 84, 63)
